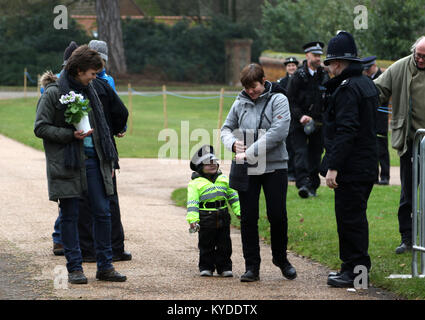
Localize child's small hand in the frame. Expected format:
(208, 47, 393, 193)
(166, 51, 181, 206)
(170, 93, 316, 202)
(189, 222, 200, 233)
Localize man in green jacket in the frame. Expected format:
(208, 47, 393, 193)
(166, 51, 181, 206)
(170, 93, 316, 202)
(374, 36, 425, 254)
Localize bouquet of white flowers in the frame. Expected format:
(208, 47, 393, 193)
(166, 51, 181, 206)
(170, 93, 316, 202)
(60, 91, 91, 125)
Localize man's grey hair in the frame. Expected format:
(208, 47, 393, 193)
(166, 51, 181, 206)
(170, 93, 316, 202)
(411, 36, 425, 52)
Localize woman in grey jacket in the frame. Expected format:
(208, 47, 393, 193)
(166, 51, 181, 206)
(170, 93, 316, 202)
(221, 63, 297, 282)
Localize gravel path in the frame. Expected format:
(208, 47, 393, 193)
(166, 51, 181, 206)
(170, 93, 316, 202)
(0, 134, 400, 300)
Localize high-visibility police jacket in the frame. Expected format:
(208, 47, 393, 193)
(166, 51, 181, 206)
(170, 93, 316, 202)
(186, 172, 240, 224)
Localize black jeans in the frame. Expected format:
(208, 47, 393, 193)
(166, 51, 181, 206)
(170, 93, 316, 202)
(238, 169, 288, 273)
(377, 135, 390, 180)
(398, 142, 413, 243)
(292, 126, 323, 191)
(198, 210, 232, 273)
(334, 181, 373, 273)
(78, 173, 125, 257)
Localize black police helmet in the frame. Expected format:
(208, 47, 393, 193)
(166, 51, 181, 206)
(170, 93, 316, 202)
(324, 31, 361, 66)
(284, 56, 299, 66)
(190, 145, 219, 172)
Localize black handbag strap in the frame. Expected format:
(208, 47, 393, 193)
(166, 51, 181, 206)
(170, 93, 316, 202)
(255, 94, 274, 140)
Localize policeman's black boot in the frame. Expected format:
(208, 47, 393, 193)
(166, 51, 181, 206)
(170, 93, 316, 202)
(272, 258, 297, 280)
(395, 241, 412, 254)
(298, 186, 310, 199)
(327, 271, 355, 288)
(240, 270, 260, 282)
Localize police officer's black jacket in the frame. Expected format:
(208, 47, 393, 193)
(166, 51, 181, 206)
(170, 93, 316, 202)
(276, 74, 292, 95)
(372, 68, 389, 135)
(320, 62, 379, 182)
(286, 60, 329, 127)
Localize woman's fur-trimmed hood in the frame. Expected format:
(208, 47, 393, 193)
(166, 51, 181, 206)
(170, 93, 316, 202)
(40, 71, 58, 88)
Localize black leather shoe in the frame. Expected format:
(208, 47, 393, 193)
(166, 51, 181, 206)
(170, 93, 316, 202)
(68, 270, 88, 284)
(240, 270, 259, 282)
(273, 258, 297, 280)
(53, 242, 64, 256)
(327, 271, 354, 288)
(96, 268, 127, 282)
(298, 186, 310, 199)
(395, 242, 412, 254)
(113, 251, 132, 262)
(308, 188, 317, 197)
(327, 271, 341, 279)
(378, 178, 389, 185)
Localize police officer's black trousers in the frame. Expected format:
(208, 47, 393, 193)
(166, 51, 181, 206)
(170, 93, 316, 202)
(398, 142, 413, 243)
(334, 181, 373, 273)
(198, 210, 232, 273)
(292, 126, 323, 191)
(377, 135, 390, 180)
(238, 169, 288, 273)
(78, 174, 125, 258)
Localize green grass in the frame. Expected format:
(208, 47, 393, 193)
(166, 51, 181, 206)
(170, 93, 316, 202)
(0, 95, 236, 158)
(172, 184, 425, 300)
(0, 95, 400, 166)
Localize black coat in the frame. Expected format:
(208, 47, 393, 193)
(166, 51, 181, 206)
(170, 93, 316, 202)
(372, 68, 389, 135)
(286, 60, 329, 127)
(91, 78, 128, 137)
(276, 74, 293, 95)
(320, 63, 379, 182)
(91, 78, 129, 169)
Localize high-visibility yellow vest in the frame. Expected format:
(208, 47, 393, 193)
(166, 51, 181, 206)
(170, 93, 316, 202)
(186, 173, 240, 224)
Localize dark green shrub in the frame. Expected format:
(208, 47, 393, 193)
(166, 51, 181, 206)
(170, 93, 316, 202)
(122, 16, 263, 83)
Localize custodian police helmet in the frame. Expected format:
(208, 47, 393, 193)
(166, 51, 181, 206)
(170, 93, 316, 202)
(190, 145, 219, 172)
(324, 31, 361, 66)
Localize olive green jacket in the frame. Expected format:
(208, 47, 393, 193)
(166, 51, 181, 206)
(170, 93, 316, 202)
(374, 54, 418, 156)
(34, 72, 114, 201)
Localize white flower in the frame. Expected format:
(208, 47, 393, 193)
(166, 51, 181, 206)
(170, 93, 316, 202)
(60, 91, 84, 104)
(59, 94, 70, 104)
(68, 91, 76, 102)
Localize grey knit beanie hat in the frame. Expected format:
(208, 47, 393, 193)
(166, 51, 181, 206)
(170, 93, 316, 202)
(88, 40, 108, 61)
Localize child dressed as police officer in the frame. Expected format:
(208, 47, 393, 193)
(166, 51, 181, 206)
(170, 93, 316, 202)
(187, 145, 241, 277)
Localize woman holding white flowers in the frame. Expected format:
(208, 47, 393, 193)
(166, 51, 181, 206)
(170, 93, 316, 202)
(34, 45, 126, 284)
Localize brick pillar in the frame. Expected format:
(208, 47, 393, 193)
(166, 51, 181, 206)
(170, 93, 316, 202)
(225, 39, 253, 86)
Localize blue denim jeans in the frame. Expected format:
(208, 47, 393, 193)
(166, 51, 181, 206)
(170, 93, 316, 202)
(59, 157, 113, 273)
(52, 209, 62, 245)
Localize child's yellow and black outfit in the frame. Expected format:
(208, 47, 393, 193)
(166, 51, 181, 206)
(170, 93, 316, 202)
(186, 146, 240, 274)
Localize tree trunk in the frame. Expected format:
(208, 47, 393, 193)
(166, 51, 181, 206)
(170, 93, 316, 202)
(95, 0, 127, 75)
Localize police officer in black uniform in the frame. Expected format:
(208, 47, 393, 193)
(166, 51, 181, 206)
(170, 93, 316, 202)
(362, 56, 390, 185)
(321, 31, 379, 288)
(277, 57, 299, 93)
(277, 57, 299, 181)
(287, 42, 329, 198)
